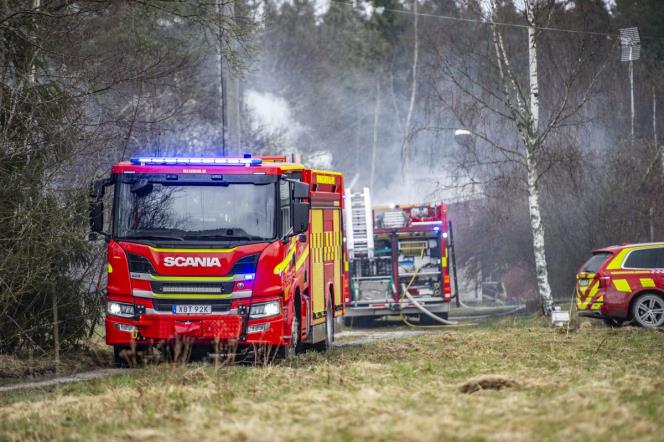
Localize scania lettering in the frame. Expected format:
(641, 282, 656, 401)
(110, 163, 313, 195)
(163, 257, 222, 268)
(90, 155, 346, 364)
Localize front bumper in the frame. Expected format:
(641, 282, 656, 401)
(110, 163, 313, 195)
(106, 312, 287, 346)
(345, 298, 450, 318)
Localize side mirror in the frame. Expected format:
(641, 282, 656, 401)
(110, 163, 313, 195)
(292, 201, 310, 234)
(89, 177, 112, 239)
(90, 201, 104, 235)
(292, 181, 309, 199)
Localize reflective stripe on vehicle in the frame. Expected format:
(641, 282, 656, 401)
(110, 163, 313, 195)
(613, 279, 632, 292)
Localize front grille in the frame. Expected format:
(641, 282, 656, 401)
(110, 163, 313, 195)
(150, 281, 235, 295)
(152, 299, 232, 313)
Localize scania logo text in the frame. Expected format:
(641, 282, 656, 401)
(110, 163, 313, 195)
(163, 257, 222, 267)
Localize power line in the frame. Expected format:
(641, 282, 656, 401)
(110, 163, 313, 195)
(329, 0, 664, 41)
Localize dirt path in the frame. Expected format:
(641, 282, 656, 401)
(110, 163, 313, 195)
(0, 369, 124, 394)
(333, 329, 437, 347)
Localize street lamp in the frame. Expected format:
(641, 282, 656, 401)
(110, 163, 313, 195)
(454, 129, 474, 148)
(620, 27, 641, 141)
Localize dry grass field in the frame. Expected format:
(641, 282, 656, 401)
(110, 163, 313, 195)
(1, 317, 663, 441)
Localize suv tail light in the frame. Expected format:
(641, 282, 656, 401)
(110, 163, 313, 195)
(599, 275, 611, 288)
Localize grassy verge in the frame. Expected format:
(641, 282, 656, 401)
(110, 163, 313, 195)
(0, 343, 111, 386)
(1, 318, 663, 441)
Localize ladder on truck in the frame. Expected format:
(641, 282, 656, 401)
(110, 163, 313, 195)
(344, 187, 374, 259)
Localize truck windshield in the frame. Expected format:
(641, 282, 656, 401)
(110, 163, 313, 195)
(114, 182, 276, 241)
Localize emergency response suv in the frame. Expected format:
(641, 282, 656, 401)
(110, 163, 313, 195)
(576, 242, 664, 327)
(90, 155, 346, 364)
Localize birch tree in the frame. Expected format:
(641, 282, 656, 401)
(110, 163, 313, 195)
(401, 0, 419, 181)
(428, 0, 610, 314)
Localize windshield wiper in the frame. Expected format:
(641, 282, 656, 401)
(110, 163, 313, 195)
(183, 228, 267, 242)
(183, 234, 265, 241)
(124, 233, 185, 241)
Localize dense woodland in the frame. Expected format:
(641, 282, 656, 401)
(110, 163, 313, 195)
(1, 0, 663, 353)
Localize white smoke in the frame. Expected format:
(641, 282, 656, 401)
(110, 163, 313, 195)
(245, 89, 305, 144)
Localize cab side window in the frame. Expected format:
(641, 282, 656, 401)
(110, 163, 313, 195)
(280, 180, 292, 237)
(623, 248, 664, 269)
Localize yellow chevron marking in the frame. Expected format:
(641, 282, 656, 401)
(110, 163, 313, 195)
(640, 278, 656, 288)
(613, 279, 632, 293)
(578, 281, 598, 309)
(273, 246, 296, 275)
(296, 248, 309, 271)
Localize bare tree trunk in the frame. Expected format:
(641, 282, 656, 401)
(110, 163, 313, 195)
(653, 83, 664, 186)
(52, 292, 60, 372)
(526, 2, 553, 315)
(216, 1, 227, 155)
(28, 0, 40, 84)
(370, 76, 381, 190)
(401, 0, 418, 182)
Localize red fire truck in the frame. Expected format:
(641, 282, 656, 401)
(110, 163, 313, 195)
(344, 188, 452, 324)
(89, 155, 346, 363)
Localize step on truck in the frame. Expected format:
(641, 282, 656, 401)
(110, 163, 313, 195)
(90, 155, 346, 363)
(343, 188, 453, 325)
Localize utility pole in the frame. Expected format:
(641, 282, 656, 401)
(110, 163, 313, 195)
(216, 1, 228, 156)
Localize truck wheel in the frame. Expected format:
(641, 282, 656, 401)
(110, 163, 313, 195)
(343, 316, 352, 327)
(316, 300, 335, 351)
(284, 314, 300, 359)
(112, 345, 129, 368)
(632, 294, 664, 328)
(324, 300, 334, 349)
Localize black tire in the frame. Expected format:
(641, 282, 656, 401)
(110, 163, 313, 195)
(603, 318, 624, 328)
(343, 316, 352, 327)
(324, 300, 334, 349)
(283, 313, 300, 359)
(316, 299, 334, 351)
(631, 294, 664, 328)
(112, 345, 129, 368)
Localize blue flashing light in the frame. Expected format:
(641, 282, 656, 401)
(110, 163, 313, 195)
(130, 156, 262, 166)
(434, 226, 440, 232)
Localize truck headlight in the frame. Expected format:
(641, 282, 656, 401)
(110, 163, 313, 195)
(250, 300, 281, 318)
(107, 301, 135, 318)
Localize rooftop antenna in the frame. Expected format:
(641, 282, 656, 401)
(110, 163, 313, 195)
(620, 27, 641, 141)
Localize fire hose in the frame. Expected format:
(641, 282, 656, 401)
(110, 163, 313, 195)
(396, 249, 524, 328)
(398, 247, 460, 327)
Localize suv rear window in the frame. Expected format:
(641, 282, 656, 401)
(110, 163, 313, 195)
(582, 252, 611, 273)
(623, 248, 664, 269)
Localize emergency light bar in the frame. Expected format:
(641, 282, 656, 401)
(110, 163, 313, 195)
(129, 156, 262, 166)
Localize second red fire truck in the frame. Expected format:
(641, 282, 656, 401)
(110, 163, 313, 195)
(344, 188, 453, 324)
(90, 155, 346, 363)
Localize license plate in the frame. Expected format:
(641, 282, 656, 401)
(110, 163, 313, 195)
(579, 280, 590, 287)
(173, 305, 212, 314)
